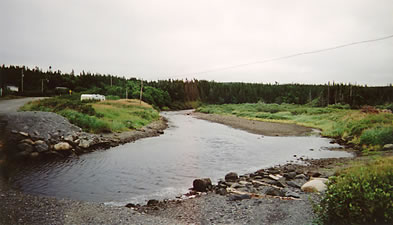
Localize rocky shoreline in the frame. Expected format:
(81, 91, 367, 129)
(0, 111, 167, 161)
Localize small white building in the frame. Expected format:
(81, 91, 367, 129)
(80, 94, 106, 101)
(6, 85, 19, 92)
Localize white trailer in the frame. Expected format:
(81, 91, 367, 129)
(80, 94, 106, 101)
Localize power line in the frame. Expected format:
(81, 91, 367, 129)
(173, 34, 393, 78)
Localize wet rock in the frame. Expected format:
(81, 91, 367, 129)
(54, 142, 72, 151)
(228, 194, 251, 201)
(21, 139, 35, 145)
(19, 131, 29, 137)
(225, 172, 239, 182)
(30, 152, 39, 158)
(193, 178, 212, 192)
(301, 178, 328, 193)
(383, 144, 393, 151)
(17, 142, 34, 152)
(147, 199, 159, 206)
(125, 203, 136, 208)
(35, 141, 49, 153)
(265, 187, 285, 197)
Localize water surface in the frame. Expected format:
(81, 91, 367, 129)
(9, 111, 352, 205)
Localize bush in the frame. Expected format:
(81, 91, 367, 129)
(314, 157, 393, 224)
(360, 126, 393, 146)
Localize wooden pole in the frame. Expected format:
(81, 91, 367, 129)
(21, 68, 24, 93)
(139, 79, 143, 104)
(126, 87, 128, 99)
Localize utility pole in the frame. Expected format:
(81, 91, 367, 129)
(139, 79, 143, 104)
(21, 68, 24, 93)
(126, 87, 128, 99)
(327, 81, 330, 105)
(41, 79, 48, 94)
(110, 76, 112, 87)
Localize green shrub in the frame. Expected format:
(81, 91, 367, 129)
(360, 126, 393, 146)
(314, 157, 393, 225)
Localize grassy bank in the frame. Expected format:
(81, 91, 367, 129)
(197, 103, 393, 151)
(20, 95, 159, 133)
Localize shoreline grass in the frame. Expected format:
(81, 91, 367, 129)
(197, 102, 393, 151)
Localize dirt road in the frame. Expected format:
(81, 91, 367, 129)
(0, 98, 44, 114)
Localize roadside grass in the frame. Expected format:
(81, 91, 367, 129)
(20, 95, 159, 133)
(197, 102, 393, 150)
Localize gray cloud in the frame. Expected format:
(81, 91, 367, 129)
(1, 0, 392, 85)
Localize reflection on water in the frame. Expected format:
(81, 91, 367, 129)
(8, 111, 352, 204)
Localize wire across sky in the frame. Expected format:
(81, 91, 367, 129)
(173, 34, 393, 78)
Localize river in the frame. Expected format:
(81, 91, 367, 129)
(8, 111, 352, 205)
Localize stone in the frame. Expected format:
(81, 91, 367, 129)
(225, 172, 239, 182)
(295, 174, 308, 180)
(228, 194, 251, 201)
(54, 142, 72, 151)
(147, 199, 159, 206)
(308, 171, 321, 178)
(35, 141, 49, 153)
(19, 132, 29, 137)
(286, 180, 301, 189)
(285, 191, 300, 198)
(383, 144, 393, 151)
(216, 188, 228, 195)
(268, 174, 282, 181)
(301, 179, 328, 192)
(17, 143, 34, 152)
(11, 130, 18, 134)
(78, 139, 92, 149)
(193, 178, 212, 192)
(64, 135, 74, 142)
(265, 187, 285, 197)
(125, 203, 136, 208)
(21, 139, 35, 145)
(30, 152, 39, 158)
(284, 172, 297, 180)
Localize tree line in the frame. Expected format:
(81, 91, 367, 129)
(1, 65, 392, 109)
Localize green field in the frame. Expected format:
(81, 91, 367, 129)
(20, 95, 159, 133)
(197, 102, 393, 151)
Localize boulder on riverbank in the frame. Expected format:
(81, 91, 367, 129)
(193, 178, 212, 192)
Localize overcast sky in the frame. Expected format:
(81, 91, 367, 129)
(1, 0, 393, 85)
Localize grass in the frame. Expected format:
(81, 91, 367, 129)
(314, 156, 393, 224)
(197, 102, 393, 150)
(20, 95, 159, 133)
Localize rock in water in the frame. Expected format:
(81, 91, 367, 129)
(193, 178, 212, 192)
(225, 172, 239, 182)
(34, 140, 49, 153)
(301, 178, 328, 192)
(147, 199, 159, 206)
(54, 142, 72, 151)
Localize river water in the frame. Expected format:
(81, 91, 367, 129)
(8, 111, 352, 205)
